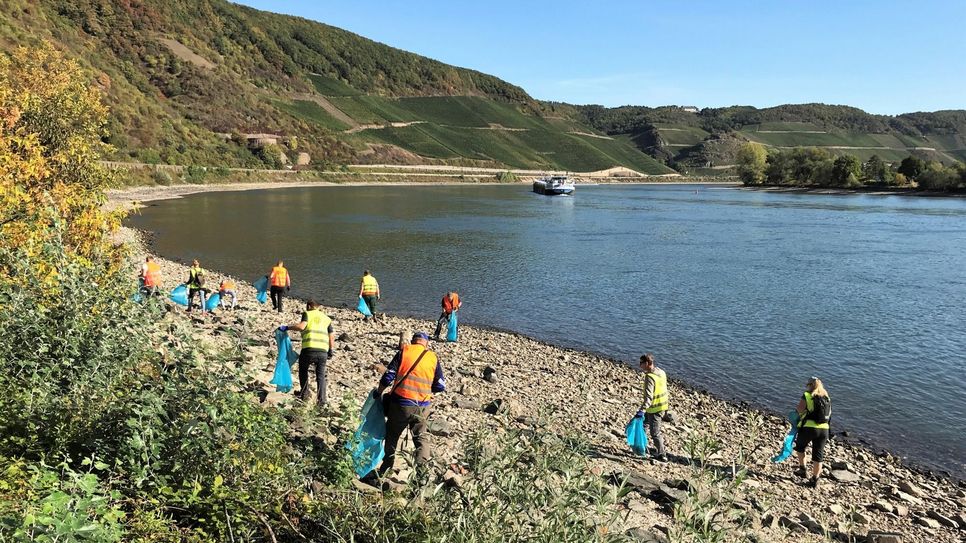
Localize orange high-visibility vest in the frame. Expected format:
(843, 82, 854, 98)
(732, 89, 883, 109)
(143, 262, 162, 288)
(220, 280, 236, 291)
(442, 292, 460, 313)
(270, 266, 289, 287)
(392, 344, 438, 404)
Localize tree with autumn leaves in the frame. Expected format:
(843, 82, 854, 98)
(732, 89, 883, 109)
(0, 44, 121, 293)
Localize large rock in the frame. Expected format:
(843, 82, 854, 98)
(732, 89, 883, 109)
(926, 509, 959, 529)
(830, 469, 860, 482)
(897, 481, 924, 498)
(865, 531, 902, 543)
(427, 418, 454, 437)
(915, 515, 941, 529)
(779, 515, 807, 533)
(482, 399, 506, 415)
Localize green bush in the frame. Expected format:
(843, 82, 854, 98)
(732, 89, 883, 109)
(183, 165, 207, 184)
(496, 170, 518, 182)
(152, 169, 173, 186)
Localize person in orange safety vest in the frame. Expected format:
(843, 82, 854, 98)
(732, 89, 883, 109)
(268, 260, 290, 313)
(374, 331, 445, 479)
(138, 256, 162, 297)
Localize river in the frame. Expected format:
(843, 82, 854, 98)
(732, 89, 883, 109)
(127, 183, 966, 478)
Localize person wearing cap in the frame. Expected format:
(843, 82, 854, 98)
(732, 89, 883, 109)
(376, 331, 445, 478)
(635, 353, 669, 461)
(433, 291, 462, 339)
(278, 299, 335, 406)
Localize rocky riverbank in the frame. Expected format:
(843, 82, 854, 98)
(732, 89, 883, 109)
(120, 225, 964, 543)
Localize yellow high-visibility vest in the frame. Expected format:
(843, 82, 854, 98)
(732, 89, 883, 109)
(645, 369, 669, 414)
(302, 309, 331, 351)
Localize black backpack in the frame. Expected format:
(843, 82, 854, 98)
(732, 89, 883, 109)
(807, 395, 831, 425)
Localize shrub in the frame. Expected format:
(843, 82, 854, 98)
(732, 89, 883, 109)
(183, 165, 207, 184)
(496, 170, 518, 182)
(152, 169, 173, 186)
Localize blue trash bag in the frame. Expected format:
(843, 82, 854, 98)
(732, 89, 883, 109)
(169, 284, 189, 306)
(345, 392, 387, 478)
(446, 311, 458, 342)
(205, 292, 221, 312)
(625, 415, 649, 456)
(133, 290, 143, 303)
(253, 276, 269, 304)
(270, 329, 298, 393)
(356, 295, 372, 317)
(771, 411, 800, 463)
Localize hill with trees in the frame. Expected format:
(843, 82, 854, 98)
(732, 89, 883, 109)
(571, 103, 966, 174)
(0, 0, 673, 174)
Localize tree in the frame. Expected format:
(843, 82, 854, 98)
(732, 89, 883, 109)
(897, 156, 925, 180)
(736, 142, 767, 185)
(1, 44, 120, 291)
(831, 155, 862, 187)
(861, 154, 888, 184)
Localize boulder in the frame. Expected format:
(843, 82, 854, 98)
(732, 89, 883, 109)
(830, 470, 861, 482)
(427, 419, 454, 437)
(898, 481, 924, 498)
(865, 531, 902, 543)
(797, 512, 827, 535)
(779, 515, 807, 533)
(915, 516, 941, 529)
(482, 399, 506, 415)
(849, 511, 871, 525)
(871, 501, 894, 514)
(482, 366, 498, 383)
(926, 509, 959, 529)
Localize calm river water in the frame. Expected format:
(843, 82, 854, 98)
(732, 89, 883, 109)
(128, 184, 966, 478)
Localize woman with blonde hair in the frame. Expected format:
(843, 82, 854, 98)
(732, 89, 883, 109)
(794, 377, 832, 488)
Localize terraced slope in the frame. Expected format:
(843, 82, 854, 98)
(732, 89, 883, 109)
(575, 104, 966, 170)
(0, 0, 673, 173)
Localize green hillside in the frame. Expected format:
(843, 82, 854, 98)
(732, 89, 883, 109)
(0, 0, 672, 174)
(574, 103, 966, 170)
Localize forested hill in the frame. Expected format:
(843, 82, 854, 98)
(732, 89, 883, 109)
(566, 103, 966, 172)
(0, 0, 673, 174)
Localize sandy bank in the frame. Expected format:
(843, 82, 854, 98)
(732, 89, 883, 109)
(120, 225, 965, 543)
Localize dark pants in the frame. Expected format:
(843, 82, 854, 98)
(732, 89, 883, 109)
(379, 400, 431, 476)
(187, 288, 208, 311)
(362, 295, 377, 320)
(645, 412, 666, 457)
(794, 426, 829, 462)
(270, 286, 285, 312)
(298, 349, 328, 405)
(433, 311, 451, 338)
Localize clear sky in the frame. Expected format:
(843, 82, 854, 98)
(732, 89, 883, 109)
(234, 0, 964, 114)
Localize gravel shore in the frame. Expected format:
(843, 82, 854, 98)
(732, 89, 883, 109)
(118, 222, 964, 543)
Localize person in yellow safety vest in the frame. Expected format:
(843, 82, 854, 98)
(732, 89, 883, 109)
(359, 270, 380, 322)
(138, 256, 162, 297)
(794, 377, 832, 488)
(268, 260, 291, 313)
(219, 277, 237, 310)
(375, 331, 445, 479)
(185, 260, 208, 314)
(279, 299, 335, 406)
(636, 353, 669, 461)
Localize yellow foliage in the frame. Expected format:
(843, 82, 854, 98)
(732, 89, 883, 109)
(0, 43, 122, 290)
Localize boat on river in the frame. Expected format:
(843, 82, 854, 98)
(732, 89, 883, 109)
(532, 175, 575, 196)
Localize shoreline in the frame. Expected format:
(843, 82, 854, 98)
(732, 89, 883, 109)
(741, 185, 966, 199)
(119, 181, 963, 484)
(125, 233, 965, 542)
(107, 178, 739, 211)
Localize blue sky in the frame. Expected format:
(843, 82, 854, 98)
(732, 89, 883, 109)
(235, 0, 965, 114)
